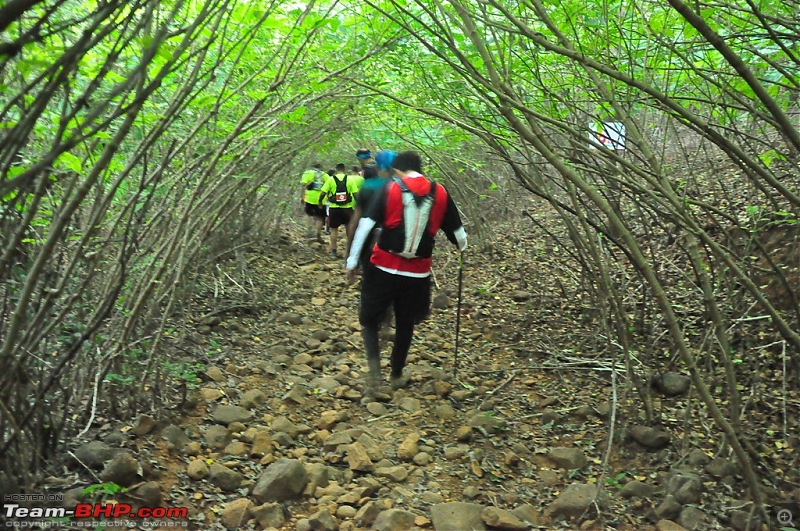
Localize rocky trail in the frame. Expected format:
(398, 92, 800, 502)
(54, 219, 764, 531)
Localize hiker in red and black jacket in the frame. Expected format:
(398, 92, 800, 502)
(346, 151, 467, 393)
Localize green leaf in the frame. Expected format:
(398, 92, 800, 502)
(759, 149, 785, 168)
(6, 166, 26, 180)
(56, 152, 83, 173)
(81, 482, 123, 497)
(280, 106, 307, 124)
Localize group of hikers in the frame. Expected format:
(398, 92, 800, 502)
(300, 148, 468, 396)
(299, 158, 365, 259)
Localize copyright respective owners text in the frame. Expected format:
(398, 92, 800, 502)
(777, 502, 800, 529)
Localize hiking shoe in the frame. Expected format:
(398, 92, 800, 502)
(361, 389, 392, 404)
(390, 368, 411, 391)
(368, 385, 393, 402)
(363, 378, 392, 403)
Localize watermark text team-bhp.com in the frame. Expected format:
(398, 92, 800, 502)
(4, 493, 189, 528)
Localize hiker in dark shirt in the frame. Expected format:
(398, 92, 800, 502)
(356, 148, 374, 170)
(346, 151, 467, 393)
(347, 150, 395, 266)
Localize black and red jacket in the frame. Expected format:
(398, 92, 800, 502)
(347, 171, 466, 277)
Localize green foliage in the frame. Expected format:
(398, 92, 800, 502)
(104, 373, 135, 385)
(164, 361, 204, 389)
(603, 471, 628, 489)
(744, 205, 798, 233)
(80, 481, 124, 499)
(104, 345, 149, 386)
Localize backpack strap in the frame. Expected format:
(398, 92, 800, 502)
(307, 170, 323, 190)
(393, 177, 436, 206)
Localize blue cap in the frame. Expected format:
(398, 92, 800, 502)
(374, 150, 397, 171)
(356, 148, 371, 159)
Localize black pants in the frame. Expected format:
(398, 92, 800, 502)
(359, 265, 430, 377)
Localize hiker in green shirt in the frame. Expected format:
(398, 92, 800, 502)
(349, 165, 365, 190)
(319, 163, 361, 258)
(300, 163, 326, 241)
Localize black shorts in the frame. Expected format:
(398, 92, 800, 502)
(328, 208, 353, 228)
(359, 265, 431, 327)
(304, 203, 325, 218)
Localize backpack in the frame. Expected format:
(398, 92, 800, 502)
(332, 174, 350, 205)
(380, 177, 438, 258)
(306, 169, 325, 191)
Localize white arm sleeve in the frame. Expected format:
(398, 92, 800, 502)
(453, 226, 467, 251)
(346, 217, 378, 270)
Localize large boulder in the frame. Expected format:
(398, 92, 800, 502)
(547, 447, 587, 469)
(397, 433, 420, 461)
(252, 458, 308, 502)
(251, 503, 285, 529)
(346, 442, 375, 472)
(705, 457, 740, 478)
(482, 506, 531, 530)
(306, 509, 337, 531)
(73, 441, 121, 469)
(629, 426, 671, 449)
(208, 463, 243, 492)
(100, 452, 139, 487)
(204, 425, 232, 450)
(547, 483, 607, 519)
(618, 480, 655, 499)
(431, 502, 487, 531)
(373, 509, 417, 531)
(212, 405, 253, 425)
(652, 372, 691, 396)
(187, 460, 209, 480)
(667, 471, 703, 504)
(221, 498, 253, 529)
(240, 389, 267, 410)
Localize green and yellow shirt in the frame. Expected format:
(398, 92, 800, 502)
(301, 169, 325, 205)
(320, 172, 360, 209)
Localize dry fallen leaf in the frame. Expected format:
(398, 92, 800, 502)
(471, 459, 483, 477)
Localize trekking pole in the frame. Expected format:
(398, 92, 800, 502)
(454, 250, 464, 379)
